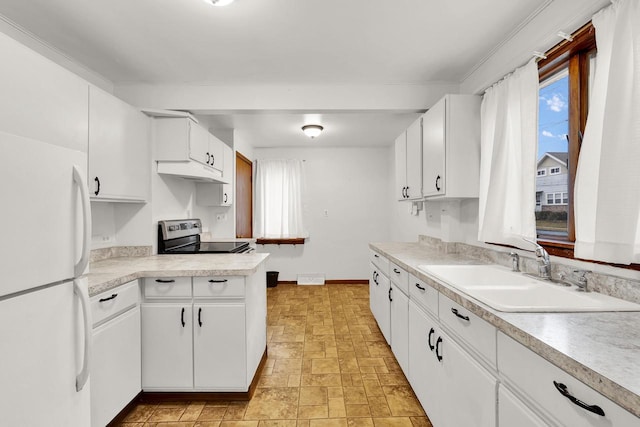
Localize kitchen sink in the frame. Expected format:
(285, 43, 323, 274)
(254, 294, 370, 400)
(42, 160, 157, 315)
(418, 264, 640, 313)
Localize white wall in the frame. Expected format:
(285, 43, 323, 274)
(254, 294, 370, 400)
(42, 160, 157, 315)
(254, 146, 391, 281)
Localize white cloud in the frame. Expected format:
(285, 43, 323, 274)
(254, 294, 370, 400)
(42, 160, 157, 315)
(542, 130, 554, 138)
(546, 94, 566, 112)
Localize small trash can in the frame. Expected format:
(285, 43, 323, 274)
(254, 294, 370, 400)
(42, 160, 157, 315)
(266, 271, 279, 288)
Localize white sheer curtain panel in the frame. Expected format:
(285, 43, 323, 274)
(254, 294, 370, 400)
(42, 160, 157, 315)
(477, 59, 539, 249)
(574, 0, 640, 264)
(254, 159, 306, 238)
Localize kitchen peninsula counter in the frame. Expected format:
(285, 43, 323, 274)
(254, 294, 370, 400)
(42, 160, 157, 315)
(370, 241, 640, 419)
(86, 253, 269, 297)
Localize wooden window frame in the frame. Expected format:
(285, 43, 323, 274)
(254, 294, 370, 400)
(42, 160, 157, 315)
(535, 22, 595, 257)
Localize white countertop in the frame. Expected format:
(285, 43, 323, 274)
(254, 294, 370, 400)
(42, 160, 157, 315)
(85, 253, 269, 297)
(370, 241, 640, 418)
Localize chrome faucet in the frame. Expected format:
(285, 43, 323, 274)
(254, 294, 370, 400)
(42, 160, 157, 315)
(558, 270, 591, 292)
(523, 238, 552, 280)
(509, 252, 520, 272)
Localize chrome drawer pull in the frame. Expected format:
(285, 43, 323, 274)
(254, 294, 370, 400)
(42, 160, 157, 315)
(553, 381, 605, 416)
(98, 293, 117, 303)
(451, 308, 470, 322)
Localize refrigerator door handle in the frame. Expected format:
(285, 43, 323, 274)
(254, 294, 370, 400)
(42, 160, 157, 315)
(73, 165, 91, 277)
(74, 278, 92, 392)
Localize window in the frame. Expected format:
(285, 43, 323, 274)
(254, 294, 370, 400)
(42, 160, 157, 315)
(537, 169, 547, 176)
(536, 22, 596, 250)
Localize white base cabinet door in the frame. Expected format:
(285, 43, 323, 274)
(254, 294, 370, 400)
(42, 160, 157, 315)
(499, 385, 548, 427)
(141, 304, 193, 390)
(390, 283, 409, 376)
(376, 271, 391, 344)
(92, 307, 141, 427)
(439, 329, 497, 427)
(193, 303, 246, 390)
(408, 301, 444, 427)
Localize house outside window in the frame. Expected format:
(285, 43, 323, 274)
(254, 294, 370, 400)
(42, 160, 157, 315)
(537, 169, 547, 176)
(550, 167, 561, 175)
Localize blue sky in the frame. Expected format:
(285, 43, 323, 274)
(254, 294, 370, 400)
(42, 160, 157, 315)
(538, 74, 568, 160)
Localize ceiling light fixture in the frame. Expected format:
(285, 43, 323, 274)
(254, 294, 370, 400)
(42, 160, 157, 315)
(302, 124, 323, 139)
(203, 0, 235, 6)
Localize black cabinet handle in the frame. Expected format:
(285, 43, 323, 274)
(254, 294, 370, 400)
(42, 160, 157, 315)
(155, 279, 175, 283)
(206, 152, 210, 164)
(223, 193, 228, 203)
(210, 155, 215, 166)
(428, 328, 435, 351)
(435, 175, 441, 192)
(98, 293, 117, 303)
(415, 283, 426, 291)
(198, 307, 203, 327)
(393, 268, 400, 274)
(94, 177, 100, 196)
(208, 279, 228, 283)
(435, 336, 443, 361)
(375, 272, 379, 285)
(374, 254, 379, 258)
(451, 308, 470, 321)
(405, 186, 409, 198)
(181, 307, 185, 327)
(388, 287, 393, 302)
(553, 381, 605, 416)
(372, 271, 377, 284)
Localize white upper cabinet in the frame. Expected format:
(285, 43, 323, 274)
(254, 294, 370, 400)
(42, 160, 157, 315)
(195, 141, 234, 206)
(88, 87, 150, 202)
(395, 117, 422, 201)
(207, 133, 224, 173)
(422, 94, 481, 199)
(0, 32, 88, 153)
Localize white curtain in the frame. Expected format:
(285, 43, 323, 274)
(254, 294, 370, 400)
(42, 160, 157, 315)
(478, 60, 539, 249)
(574, 0, 640, 264)
(254, 159, 306, 238)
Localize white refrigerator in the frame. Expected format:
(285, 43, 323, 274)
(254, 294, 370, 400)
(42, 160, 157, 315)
(0, 130, 93, 426)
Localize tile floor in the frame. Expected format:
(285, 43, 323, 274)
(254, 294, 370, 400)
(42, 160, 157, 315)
(115, 283, 433, 427)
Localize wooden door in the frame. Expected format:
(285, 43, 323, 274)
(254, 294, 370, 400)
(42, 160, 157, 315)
(236, 151, 253, 238)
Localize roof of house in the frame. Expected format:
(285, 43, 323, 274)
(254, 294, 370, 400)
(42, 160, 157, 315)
(538, 152, 568, 168)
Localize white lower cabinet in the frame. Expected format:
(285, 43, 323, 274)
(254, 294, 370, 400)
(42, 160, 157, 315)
(193, 303, 246, 390)
(499, 385, 548, 427)
(408, 300, 497, 427)
(141, 304, 194, 390)
(498, 332, 638, 427)
(375, 269, 391, 344)
(409, 300, 444, 427)
(91, 280, 141, 427)
(390, 282, 409, 376)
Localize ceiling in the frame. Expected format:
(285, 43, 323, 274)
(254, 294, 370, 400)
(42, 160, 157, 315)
(0, 0, 547, 147)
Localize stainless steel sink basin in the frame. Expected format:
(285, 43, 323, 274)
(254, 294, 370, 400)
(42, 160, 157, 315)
(418, 264, 640, 313)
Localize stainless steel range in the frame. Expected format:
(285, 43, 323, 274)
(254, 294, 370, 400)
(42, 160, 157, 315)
(157, 219, 251, 254)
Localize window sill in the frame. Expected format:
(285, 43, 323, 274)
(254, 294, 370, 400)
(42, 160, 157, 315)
(256, 238, 306, 245)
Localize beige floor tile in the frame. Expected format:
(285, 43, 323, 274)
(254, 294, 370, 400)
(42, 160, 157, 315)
(327, 386, 344, 399)
(301, 373, 342, 387)
(367, 396, 391, 417)
(382, 386, 424, 417)
(274, 359, 303, 374)
(299, 387, 328, 406)
(198, 407, 228, 421)
(244, 388, 300, 420)
(257, 421, 297, 427)
(409, 417, 433, 427)
(328, 398, 347, 418)
(194, 422, 222, 427)
(345, 404, 372, 418)
(310, 419, 348, 427)
(343, 386, 368, 405)
(180, 403, 206, 421)
(297, 405, 328, 419)
(372, 417, 414, 427)
(219, 422, 259, 427)
(122, 404, 157, 422)
(149, 407, 187, 422)
(347, 418, 375, 427)
(311, 358, 341, 374)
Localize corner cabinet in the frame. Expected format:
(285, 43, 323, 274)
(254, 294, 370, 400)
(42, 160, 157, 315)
(395, 117, 422, 200)
(196, 143, 234, 206)
(422, 94, 481, 199)
(88, 86, 151, 202)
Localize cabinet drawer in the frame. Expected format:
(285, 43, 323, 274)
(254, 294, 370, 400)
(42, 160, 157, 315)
(144, 277, 192, 298)
(370, 250, 389, 276)
(498, 332, 638, 427)
(389, 262, 408, 295)
(91, 280, 139, 327)
(193, 276, 245, 298)
(438, 294, 496, 368)
(408, 274, 438, 317)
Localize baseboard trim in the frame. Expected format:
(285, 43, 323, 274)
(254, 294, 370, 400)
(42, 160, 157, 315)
(275, 279, 368, 285)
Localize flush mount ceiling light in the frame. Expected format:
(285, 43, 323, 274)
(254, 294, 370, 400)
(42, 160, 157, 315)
(302, 124, 323, 139)
(203, 0, 235, 6)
